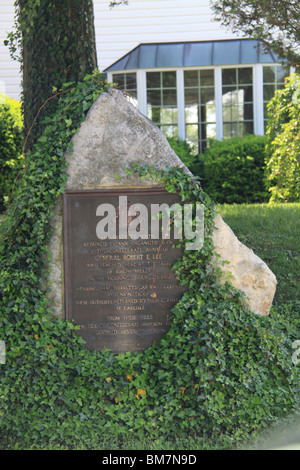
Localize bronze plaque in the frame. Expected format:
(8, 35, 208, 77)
(63, 188, 185, 353)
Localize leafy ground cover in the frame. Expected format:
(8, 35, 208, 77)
(219, 203, 300, 450)
(1, 198, 299, 450)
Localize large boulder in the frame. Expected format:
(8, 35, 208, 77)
(212, 214, 277, 315)
(48, 88, 276, 318)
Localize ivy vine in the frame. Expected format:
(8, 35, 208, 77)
(0, 74, 298, 449)
(6, 0, 97, 150)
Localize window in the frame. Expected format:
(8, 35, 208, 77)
(222, 67, 253, 139)
(263, 65, 290, 129)
(110, 63, 289, 148)
(146, 71, 178, 138)
(112, 73, 138, 107)
(184, 70, 216, 154)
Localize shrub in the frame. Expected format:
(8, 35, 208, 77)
(265, 73, 300, 202)
(194, 135, 269, 204)
(0, 95, 24, 212)
(167, 137, 196, 170)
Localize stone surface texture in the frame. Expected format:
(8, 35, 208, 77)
(64, 88, 188, 190)
(48, 88, 276, 318)
(212, 214, 277, 316)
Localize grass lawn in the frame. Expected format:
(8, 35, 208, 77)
(218, 203, 300, 308)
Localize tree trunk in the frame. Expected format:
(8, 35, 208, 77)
(18, 0, 98, 150)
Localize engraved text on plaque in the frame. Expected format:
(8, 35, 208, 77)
(63, 189, 185, 353)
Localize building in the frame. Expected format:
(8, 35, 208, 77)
(0, 0, 290, 153)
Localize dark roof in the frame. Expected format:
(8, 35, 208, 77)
(104, 39, 280, 72)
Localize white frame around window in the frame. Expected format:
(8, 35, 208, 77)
(107, 63, 291, 147)
(136, 70, 147, 116)
(220, 64, 255, 140)
(214, 67, 223, 141)
(253, 64, 264, 136)
(145, 69, 179, 138)
(183, 68, 218, 153)
(176, 69, 185, 140)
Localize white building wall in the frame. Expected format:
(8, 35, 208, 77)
(0, 0, 21, 101)
(94, 0, 239, 72)
(0, 0, 239, 101)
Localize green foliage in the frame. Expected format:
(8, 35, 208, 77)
(166, 137, 197, 171)
(265, 73, 300, 202)
(210, 0, 300, 67)
(0, 75, 299, 450)
(0, 95, 24, 212)
(109, 0, 128, 6)
(194, 135, 269, 204)
(6, 0, 97, 149)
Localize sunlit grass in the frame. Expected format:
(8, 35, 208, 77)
(218, 203, 300, 306)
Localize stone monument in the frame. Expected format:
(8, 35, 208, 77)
(48, 88, 277, 353)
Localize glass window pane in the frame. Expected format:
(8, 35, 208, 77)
(264, 65, 289, 84)
(200, 103, 216, 122)
(163, 71, 176, 88)
(185, 88, 198, 106)
(263, 66, 276, 83)
(185, 105, 198, 124)
(223, 122, 238, 139)
(241, 85, 253, 102)
(184, 69, 216, 153)
(146, 71, 178, 139)
(237, 104, 247, 120)
(200, 70, 214, 87)
(222, 69, 236, 86)
(204, 102, 216, 121)
(238, 68, 252, 85)
(200, 88, 215, 104)
(222, 85, 237, 96)
(147, 72, 161, 88)
(206, 123, 217, 139)
(276, 66, 289, 83)
(199, 140, 208, 153)
(236, 89, 246, 106)
(263, 84, 275, 101)
(244, 103, 253, 120)
(244, 121, 254, 135)
(160, 125, 178, 138)
(113, 74, 125, 88)
(126, 73, 137, 89)
(147, 89, 161, 106)
(263, 65, 290, 121)
(163, 89, 177, 106)
(161, 108, 178, 124)
(222, 89, 237, 106)
(223, 105, 239, 122)
(186, 124, 199, 141)
(184, 71, 198, 87)
(112, 73, 137, 108)
(222, 67, 253, 138)
(199, 105, 208, 123)
(239, 123, 246, 137)
(147, 106, 161, 123)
